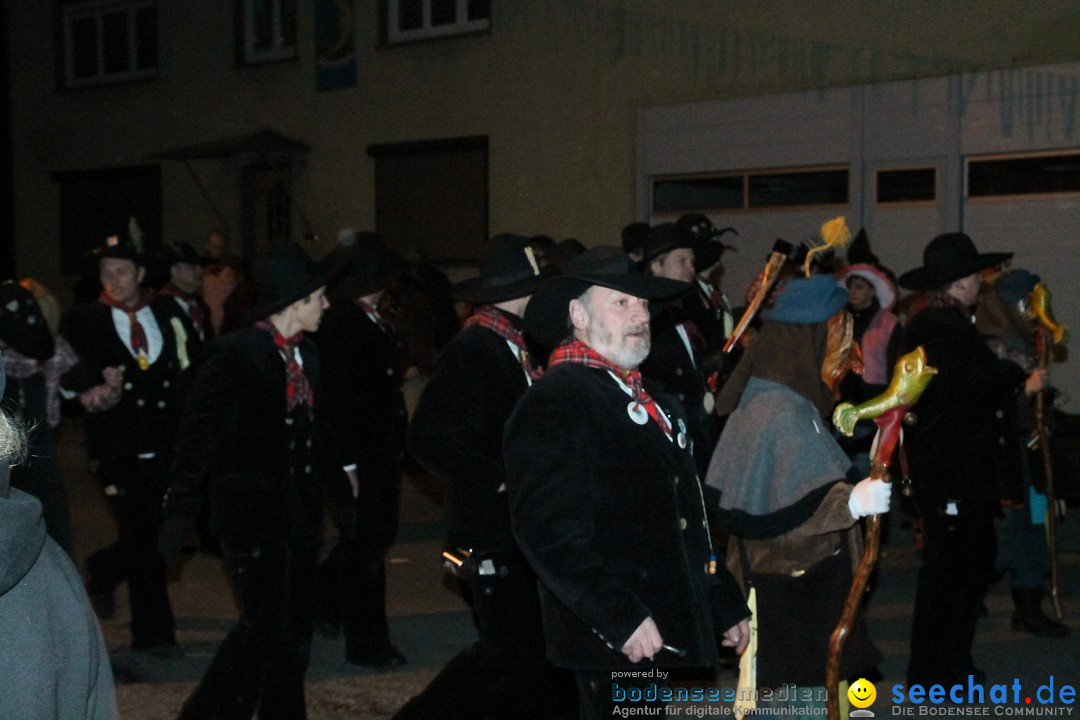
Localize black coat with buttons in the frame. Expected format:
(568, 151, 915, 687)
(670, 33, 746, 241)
(61, 301, 182, 462)
(161, 325, 326, 544)
(900, 304, 1028, 504)
(314, 301, 405, 479)
(313, 301, 406, 547)
(407, 322, 529, 552)
(640, 306, 719, 477)
(504, 363, 748, 672)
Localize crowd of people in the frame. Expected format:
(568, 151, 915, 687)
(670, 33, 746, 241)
(0, 216, 1072, 719)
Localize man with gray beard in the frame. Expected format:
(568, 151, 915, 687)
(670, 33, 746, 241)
(504, 246, 750, 720)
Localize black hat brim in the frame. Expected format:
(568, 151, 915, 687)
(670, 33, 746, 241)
(524, 272, 691, 349)
(452, 269, 555, 304)
(330, 253, 410, 300)
(898, 252, 1013, 291)
(245, 250, 347, 323)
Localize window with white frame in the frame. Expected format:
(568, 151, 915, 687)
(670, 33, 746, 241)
(240, 0, 297, 65)
(60, 0, 158, 88)
(384, 0, 491, 44)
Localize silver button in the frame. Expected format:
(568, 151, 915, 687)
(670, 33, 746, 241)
(136, 399, 145, 407)
(124, 382, 133, 390)
(163, 380, 170, 389)
(157, 401, 166, 409)
(680, 517, 688, 530)
(386, 368, 394, 376)
(995, 410, 1004, 419)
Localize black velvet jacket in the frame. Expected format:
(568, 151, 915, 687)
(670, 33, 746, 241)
(641, 306, 718, 477)
(504, 363, 748, 672)
(61, 301, 181, 461)
(314, 301, 406, 472)
(161, 326, 327, 544)
(408, 323, 529, 552)
(901, 304, 1028, 504)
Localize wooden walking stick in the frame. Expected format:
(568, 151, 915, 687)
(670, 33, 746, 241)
(1030, 281, 1068, 620)
(722, 240, 791, 353)
(724, 217, 853, 353)
(826, 348, 937, 720)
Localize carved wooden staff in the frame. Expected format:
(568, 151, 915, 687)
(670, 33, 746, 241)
(826, 348, 937, 720)
(1030, 281, 1067, 620)
(1033, 324, 1064, 621)
(722, 240, 791, 353)
(724, 217, 852, 354)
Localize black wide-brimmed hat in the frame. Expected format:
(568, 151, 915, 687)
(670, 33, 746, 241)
(247, 242, 343, 321)
(621, 222, 650, 258)
(91, 234, 144, 265)
(452, 233, 555, 304)
(329, 231, 409, 300)
(524, 245, 692, 348)
(640, 222, 695, 265)
(676, 213, 738, 272)
(157, 241, 210, 268)
(898, 232, 1013, 291)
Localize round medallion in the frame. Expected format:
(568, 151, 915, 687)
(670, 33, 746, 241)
(627, 401, 648, 425)
(677, 432, 688, 449)
(703, 393, 716, 414)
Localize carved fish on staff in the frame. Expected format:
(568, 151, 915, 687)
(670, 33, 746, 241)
(824, 346, 936, 720)
(833, 347, 937, 438)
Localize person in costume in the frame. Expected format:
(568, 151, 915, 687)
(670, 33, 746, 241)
(640, 222, 719, 477)
(505, 246, 750, 720)
(834, 263, 903, 477)
(395, 233, 577, 719)
(61, 234, 183, 655)
(0, 366, 118, 720)
(677, 212, 737, 357)
(152, 241, 213, 373)
(898, 233, 1046, 687)
(0, 278, 76, 558)
(974, 268, 1069, 638)
(313, 231, 409, 669)
(157, 242, 338, 718)
(705, 275, 887, 713)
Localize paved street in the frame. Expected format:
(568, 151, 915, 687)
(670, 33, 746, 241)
(55, 416, 1080, 719)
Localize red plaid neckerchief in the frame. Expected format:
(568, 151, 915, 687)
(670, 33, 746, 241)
(256, 321, 313, 413)
(158, 283, 206, 335)
(98, 289, 153, 363)
(905, 290, 970, 322)
(464, 306, 543, 382)
(357, 300, 392, 334)
(549, 338, 671, 436)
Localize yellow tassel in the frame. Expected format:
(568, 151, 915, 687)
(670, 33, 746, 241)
(804, 216, 852, 277)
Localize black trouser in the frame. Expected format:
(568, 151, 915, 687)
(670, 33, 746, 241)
(86, 455, 175, 649)
(393, 550, 578, 720)
(180, 535, 320, 720)
(323, 458, 401, 660)
(907, 501, 997, 687)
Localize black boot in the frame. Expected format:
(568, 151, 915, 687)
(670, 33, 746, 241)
(1011, 587, 1070, 637)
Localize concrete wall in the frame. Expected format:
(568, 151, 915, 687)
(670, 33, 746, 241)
(8, 1, 1080, 299)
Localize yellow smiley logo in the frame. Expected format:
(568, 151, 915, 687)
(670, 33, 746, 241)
(848, 678, 877, 708)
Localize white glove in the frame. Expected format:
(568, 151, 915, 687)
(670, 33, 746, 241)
(848, 477, 891, 519)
